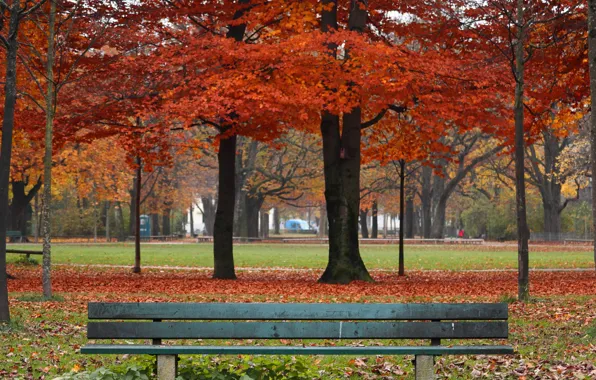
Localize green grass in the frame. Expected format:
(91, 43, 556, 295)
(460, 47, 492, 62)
(6, 243, 594, 270)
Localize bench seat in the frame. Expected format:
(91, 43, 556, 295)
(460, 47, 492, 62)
(81, 344, 514, 356)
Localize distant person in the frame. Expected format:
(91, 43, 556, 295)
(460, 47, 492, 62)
(458, 229, 464, 239)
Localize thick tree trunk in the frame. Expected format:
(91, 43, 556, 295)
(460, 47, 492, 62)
(318, 204, 327, 237)
(371, 201, 378, 238)
(431, 197, 447, 239)
(405, 196, 414, 238)
(359, 209, 369, 238)
(213, 134, 237, 279)
(273, 207, 281, 234)
(202, 196, 216, 235)
(246, 195, 263, 238)
(421, 166, 432, 238)
(162, 208, 171, 236)
(0, 4, 22, 322)
(150, 214, 159, 236)
(260, 212, 269, 238)
(41, 0, 57, 299)
(8, 180, 42, 235)
(514, 1, 530, 301)
(114, 201, 126, 242)
(589, 0, 596, 271)
(133, 156, 141, 274)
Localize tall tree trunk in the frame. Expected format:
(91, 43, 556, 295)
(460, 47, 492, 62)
(421, 166, 432, 238)
(359, 209, 369, 239)
(115, 201, 126, 242)
(399, 160, 405, 276)
(405, 195, 415, 238)
(514, 1, 530, 301)
(133, 156, 141, 274)
(162, 208, 171, 236)
(246, 195, 263, 238)
(431, 172, 446, 238)
(319, 0, 372, 284)
(213, 0, 249, 279)
(41, 0, 57, 299)
(260, 212, 269, 238)
(34, 192, 40, 243)
(273, 207, 281, 235)
(371, 200, 378, 238)
(318, 204, 327, 237)
(151, 214, 159, 236)
(589, 0, 596, 271)
(201, 196, 216, 235)
(214, 134, 237, 278)
(8, 179, 42, 235)
(189, 203, 194, 237)
(105, 201, 111, 242)
(0, 2, 23, 322)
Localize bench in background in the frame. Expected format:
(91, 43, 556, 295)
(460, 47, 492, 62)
(82, 302, 513, 380)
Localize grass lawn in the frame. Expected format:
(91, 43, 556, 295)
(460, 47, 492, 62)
(6, 242, 595, 270)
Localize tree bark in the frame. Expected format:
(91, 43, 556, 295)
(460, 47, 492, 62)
(318, 204, 327, 237)
(0, 2, 23, 322)
(212, 0, 249, 278)
(371, 200, 378, 238)
(273, 207, 281, 235)
(405, 196, 415, 238)
(399, 160, 405, 276)
(359, 209, 369, 239)
(129, 177, 138, 236)
(201, 196, 216, 235)
(260, 212, 269, 238)
(148, 213, 158, 236)
(114, 201, 126, 242)
(8, 179, 42, 235)
(162, 208, 171, 236)
(514, 0, 530, 301)
(41, 0, 57, 299)
(589, 0, 596, 271)
(421, 166, 432, 238)
(105, 201, 111, 242)
(133, 156, 142, 274)
(189, 203, 194, 237)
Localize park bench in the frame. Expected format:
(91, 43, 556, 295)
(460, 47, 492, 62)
(6, 230, 24, 243)
(81, 302, 512, 380)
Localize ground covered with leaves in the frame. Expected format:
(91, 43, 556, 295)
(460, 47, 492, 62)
(1, 264, 595, 379)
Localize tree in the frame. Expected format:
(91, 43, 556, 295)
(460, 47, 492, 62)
(0, 0, 48, 322)
(589, 0, 596, 271)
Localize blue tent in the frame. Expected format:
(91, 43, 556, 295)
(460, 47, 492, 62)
(284, 219, 310, 231)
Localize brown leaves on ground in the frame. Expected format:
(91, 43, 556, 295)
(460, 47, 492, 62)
(7, 265, 596, 300)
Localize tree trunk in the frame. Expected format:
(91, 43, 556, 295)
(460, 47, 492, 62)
(359, 209, 369, 239)
(129, 177, 138, 236)
(260, 212, 269, 238)
(246, 195, 263, 238)
(133, 156, 141, 274)
(8, 179, 42, 235)
(105, 201, 111, 242)
(213, 134, 237, 279)
(514, 1, 530, 301)
(431, 171, 446, 238)
(34, 192, 40, 243)
(0, 3, 23, 322)
(318, 204, 327, 237)
(589, 0, 596, 271)
(151, 214, 159, 236)
(405, 196, 414, 238)
(201, 196, 216, 235)
(41, 0, 57, 299)
(273, 207, 281, 234)
(162, 208, 171, 236)
(421, 166, 432, 238)
(114, 201, 126, 242)
(371, 200, 378, 238)
(189, 203, 194, 237)
(399, 160, 405, 276)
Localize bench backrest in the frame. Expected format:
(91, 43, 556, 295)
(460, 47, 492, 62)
(87, 303, 508, 341)
(7, 231, 22, 237)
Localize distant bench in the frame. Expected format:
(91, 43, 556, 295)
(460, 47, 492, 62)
(6, 230, 25, 243)
(82, 302, 512, 380)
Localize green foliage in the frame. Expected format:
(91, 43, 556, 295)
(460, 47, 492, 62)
(14, 255, 39, 266)
(53, 366, 150, 380)
(177, 355, 328, 380)
(17, 293, 65, 302)
(587, 321, 596, 338)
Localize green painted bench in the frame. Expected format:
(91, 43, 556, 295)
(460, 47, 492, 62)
(6, 230, 24, 242)
(81, 302, 513, 380)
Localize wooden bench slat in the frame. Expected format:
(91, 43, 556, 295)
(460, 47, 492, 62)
(88, 303, 508, 321)
(81, 344, 514, 355)
(88, 321, 508, 340)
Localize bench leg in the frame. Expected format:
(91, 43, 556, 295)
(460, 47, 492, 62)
(156, 355, 177, 380)
(415, 355, 435, 380)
